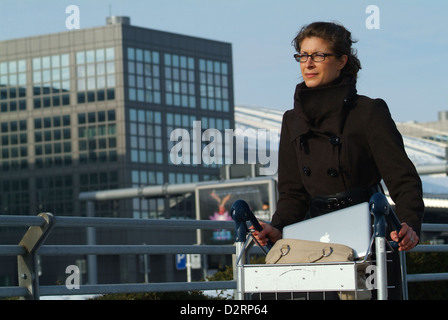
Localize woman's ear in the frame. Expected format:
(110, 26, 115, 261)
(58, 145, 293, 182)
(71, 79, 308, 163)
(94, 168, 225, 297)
(338, 55, 348, 71)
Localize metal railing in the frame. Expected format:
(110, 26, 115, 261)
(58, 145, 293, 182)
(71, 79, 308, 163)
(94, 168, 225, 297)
(400, 223, 448, 300)
(0, 214, 447, 300)
(0, 214, 237, 300)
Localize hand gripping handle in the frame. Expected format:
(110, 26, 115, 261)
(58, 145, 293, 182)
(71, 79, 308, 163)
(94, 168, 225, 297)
(369, 192, 402, 248)
(231, 199, 263, 242)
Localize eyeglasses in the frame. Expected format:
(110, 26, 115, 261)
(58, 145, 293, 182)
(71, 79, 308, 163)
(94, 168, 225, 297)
(293, 52, 336, 63)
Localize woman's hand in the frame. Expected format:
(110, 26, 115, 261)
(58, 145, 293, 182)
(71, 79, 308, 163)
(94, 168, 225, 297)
(251, 221, 282, 246)
(390, 222, 419, 251)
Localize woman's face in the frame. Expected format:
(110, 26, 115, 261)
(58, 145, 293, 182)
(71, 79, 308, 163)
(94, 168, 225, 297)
(299, 37, 348, 88)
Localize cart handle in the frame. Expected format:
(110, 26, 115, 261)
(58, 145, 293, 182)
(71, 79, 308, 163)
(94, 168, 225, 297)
(231, 199, 264, 241)
(369, 192, 402, 248)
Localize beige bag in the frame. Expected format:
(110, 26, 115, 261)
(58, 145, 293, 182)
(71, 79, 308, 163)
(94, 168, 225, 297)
(265, 239, 371, 300)
(265, 239, 354, 264)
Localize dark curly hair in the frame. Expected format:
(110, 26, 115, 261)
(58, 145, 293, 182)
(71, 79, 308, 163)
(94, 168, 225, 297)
(292, 21, 362, 82)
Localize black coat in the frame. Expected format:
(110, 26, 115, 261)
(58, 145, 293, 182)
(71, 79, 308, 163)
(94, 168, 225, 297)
(271, 78, 424, 236)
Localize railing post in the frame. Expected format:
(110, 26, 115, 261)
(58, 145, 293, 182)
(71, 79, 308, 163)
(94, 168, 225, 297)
(86, 201, 98, 284)
(17, 212, 55, 300)
(399, 251, 409, 300)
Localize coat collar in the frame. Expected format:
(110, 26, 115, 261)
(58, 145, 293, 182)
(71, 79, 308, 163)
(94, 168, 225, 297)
(288, 77, 358, 142)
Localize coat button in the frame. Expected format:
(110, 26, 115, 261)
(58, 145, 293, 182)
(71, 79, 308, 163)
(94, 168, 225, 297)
(327, 168, 339, 177)
(303, 167, 311, 176)
(329, 135, 340, 145)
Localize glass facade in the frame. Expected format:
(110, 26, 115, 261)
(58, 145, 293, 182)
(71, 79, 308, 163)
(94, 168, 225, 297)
(127, 48, 233, 219)
(131, 169, 165, 219)
(129, 108, 163, 164)
(36, 175, 73, 214)
(0, 59, 27, 112)
(127, 47, 161, 104)
(166, 112, 198, 165)
(0, 28, 233, 208)
(76, 47, 115, 103)
(1, 120, 28, 171)
(164, 53, 196, 108)
(32, 54, 70, 108)
(79, 171, 119, 217)
(34, 115, 72, 168)
(166, 113, 232, 167)
(199, 59, 230, 112)
(0, 178, 29, 215)
(126, 47, 231, 112)
(78, 110, 117, 165)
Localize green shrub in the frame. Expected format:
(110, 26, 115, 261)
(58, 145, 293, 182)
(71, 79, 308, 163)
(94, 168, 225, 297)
(92, 290, 215, 300)
(406, 250, 448, 300)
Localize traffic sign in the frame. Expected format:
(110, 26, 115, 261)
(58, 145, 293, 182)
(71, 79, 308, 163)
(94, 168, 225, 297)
(176, 254, 186, 270)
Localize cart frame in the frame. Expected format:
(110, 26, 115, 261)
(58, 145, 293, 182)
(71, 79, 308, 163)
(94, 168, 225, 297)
(231, 193, 401, 300)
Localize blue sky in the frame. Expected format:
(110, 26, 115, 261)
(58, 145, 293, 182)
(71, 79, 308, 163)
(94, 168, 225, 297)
(1, 0, 447, 122)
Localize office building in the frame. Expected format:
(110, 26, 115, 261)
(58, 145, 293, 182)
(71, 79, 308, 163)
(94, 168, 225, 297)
(0, 16, 234, 286)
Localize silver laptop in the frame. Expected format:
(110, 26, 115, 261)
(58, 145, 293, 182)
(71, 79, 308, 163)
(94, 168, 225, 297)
(282, 202, 372, 258)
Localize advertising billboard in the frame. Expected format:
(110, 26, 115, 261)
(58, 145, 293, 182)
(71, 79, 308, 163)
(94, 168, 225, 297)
(195, 178, 277, 245)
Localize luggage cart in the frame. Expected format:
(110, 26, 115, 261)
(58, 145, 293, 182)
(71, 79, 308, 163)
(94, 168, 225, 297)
(231, 193, 402, 300)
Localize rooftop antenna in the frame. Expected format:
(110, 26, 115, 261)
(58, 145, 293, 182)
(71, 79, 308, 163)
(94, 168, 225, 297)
(109, 4, 112, 17)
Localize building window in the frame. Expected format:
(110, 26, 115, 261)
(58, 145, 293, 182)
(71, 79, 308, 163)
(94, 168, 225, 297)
(131, 169, 165, 219)
(32, 54, 70, 109)
(132, 196, 165, 219)
(0, 59, 27, 112)
(79, 171, 119, 217)
(167, 172, 199, 184)
(199, 59, 229, 112)
(129, 108, 163, 164)
(0, 120, 28, 171)
(78, 110, 117, 164)
(166, 113, 198, 165)
(166, 114, 231, 167)
(127, 47, 161, 104)
(0, 179, 29, 215)
(34, 115, 72, 169)
(36, 176, 73, 215)
(131, 169, 164, 187)
(164, 53, 196, 108)
(201, 116, 232, 167)
(76, 48, 115, 103)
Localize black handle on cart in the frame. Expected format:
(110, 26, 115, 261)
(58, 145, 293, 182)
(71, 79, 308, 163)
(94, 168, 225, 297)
(230, 200, 272, 249)
(369, 192, 402, 248)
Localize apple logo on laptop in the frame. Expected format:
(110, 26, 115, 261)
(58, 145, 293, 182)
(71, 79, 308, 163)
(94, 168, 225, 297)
(320, 232, 331, 243)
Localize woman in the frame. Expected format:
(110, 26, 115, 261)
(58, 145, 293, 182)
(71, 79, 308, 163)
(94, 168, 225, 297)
(255, 22, 424, 299)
